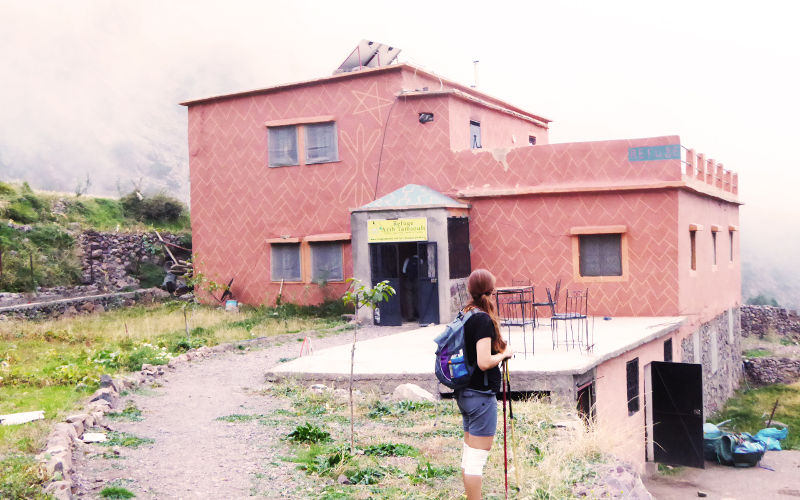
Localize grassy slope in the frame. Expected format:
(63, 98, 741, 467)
(0, 301, 346, 496)
(713, 380, 800, 450)
(0, 181, 190, 292)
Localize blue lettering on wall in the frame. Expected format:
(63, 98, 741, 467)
(628, 144, 681, 162)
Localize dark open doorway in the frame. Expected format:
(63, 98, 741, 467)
(370, 241, 438, 325)
(645, 361, 704, 468)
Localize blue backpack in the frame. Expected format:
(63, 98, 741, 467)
(434, 309, 480, 390)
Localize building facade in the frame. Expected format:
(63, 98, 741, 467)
(183, 61, 742, 469)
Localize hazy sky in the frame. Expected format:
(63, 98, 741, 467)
(1, 0, 798, 265)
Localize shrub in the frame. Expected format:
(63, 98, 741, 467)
(362, 442, 417, 457)
(0, 181, 16, 196)
(123, 344, 172, 371)
(4, 199, 39, 223)
(0, 455, 50, 500)
(287, 422, 331, 443)
(121, 191, 185, 223)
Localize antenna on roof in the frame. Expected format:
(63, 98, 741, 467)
(334, 40, 401, 74)
(472, 60, 479, 89)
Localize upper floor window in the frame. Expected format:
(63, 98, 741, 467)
(268, 126, 299, 167)
(268, 121, 338, 167)
(711, 229, 718, 266)
(690, 229, 697, 271)
(305, 122, 339, 164)
(529, 135, 537, 145)
(469, 121, 482, 149)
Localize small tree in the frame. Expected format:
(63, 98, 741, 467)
(342, 278, 395, 453)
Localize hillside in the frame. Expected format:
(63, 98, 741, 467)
(0, 181, 190, 292)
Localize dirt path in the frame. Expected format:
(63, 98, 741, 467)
(71, 324, 415, 499)
(642, 451, 800, 499)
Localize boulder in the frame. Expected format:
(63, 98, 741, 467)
(392, 383, 435, 402)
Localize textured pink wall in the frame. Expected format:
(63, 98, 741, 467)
(448, 97, 549, 151)
(677, 191, 741, 324)
(467, 189, 679, 316)
(187, 64, 737, 317)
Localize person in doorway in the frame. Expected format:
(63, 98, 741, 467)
(401, 253, 419, 320)
(457, 268, 513, 499)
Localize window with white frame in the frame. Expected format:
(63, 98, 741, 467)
(270, 243, 301, 281)
(310, 242, 343, 283)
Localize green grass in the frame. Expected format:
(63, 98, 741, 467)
(0, 454, 50, 499)
(107, 403, 143, 422)
(713, 380, 800, 449)
(99, 485, 136, 498)
(743, 348, 772, 358)
(100, 431, 154, 449)
(215, 413, 269, 423)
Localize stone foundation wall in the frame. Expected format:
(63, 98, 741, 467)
(743, 357, 800, 386)
(0, 288, 171, 320)
(80, 230, 186, 290)
(681, 307, 742, 414)
(740, 304, 800, 338)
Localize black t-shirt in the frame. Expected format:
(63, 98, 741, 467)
(464, 311, 501, 392)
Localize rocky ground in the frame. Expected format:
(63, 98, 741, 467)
(70, 324, 415, 499)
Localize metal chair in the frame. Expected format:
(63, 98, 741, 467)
(550, 288, 589, 351)
(533, 278, 561, 327)
(495, 288, 535, 357)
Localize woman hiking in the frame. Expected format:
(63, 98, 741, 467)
(457, 268, 513, 499)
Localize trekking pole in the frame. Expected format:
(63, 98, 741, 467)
(502, 360, 509, 500)
(504, 360, 522, 492)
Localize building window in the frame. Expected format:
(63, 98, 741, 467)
(268, 121, 339, 167)
(626, 358, 639, 415)
(268, 126, 299, 167)
(729, 230, 734, 262)
(305, 122, 338, 164)
(528, 135, 537, 145)
(270, 243, 301, 281)
(690, 230, 697, 271)
(711, 230, 718, 266)
(664, 338, 673, 362)
(310, 242, 343, 283)
(579, 234, 622, 277)
(469, 121, 481, 149)
(447, 217, 471, 279)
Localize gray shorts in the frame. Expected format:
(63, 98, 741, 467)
(456, 389, 497, 437)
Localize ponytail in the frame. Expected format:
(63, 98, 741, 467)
(464, 269, 507, 353)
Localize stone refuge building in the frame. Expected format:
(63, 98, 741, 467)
(181, 46, 741, 470)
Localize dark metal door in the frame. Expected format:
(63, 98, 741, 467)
(417, 242, 439, 325)
(648, 361, 704, 468)
(369, 243, 402, 326)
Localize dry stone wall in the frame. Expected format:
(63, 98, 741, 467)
(740, 304, 800, 339)
(0, 288, 171, 320)
(681, 308, 742, 415)
(743, 357, 800, 386)
(79, 230, 185, 290)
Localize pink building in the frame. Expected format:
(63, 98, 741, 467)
(182, 56, 741, 470)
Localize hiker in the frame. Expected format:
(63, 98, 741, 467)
(458, 268, 513, 500)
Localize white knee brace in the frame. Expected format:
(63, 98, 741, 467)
(461, 443, 490, 476)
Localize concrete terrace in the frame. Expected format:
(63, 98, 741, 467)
(266, 316, 686, 397)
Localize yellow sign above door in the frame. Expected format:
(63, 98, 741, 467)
(367, 218, 428, 242)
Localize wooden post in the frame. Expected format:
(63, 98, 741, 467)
(29, 252, 35, 292)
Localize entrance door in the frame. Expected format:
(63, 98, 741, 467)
(645, 361, 704, 468)
(417, 242, 439, 325)
(369, 243, 402, 326)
